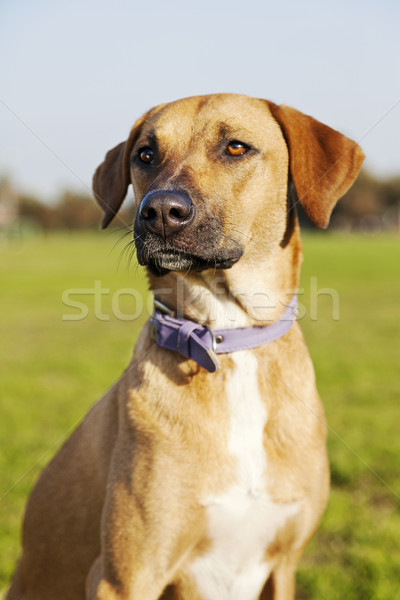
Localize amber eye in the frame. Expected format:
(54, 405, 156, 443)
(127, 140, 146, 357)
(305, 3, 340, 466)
(226, 141, 248, 156)
(138, 147, 154, 164)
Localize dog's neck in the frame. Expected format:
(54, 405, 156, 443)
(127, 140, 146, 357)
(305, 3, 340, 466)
(148, 227, 302, 329)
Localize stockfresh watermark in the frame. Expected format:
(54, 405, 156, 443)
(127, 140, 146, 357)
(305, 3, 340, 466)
(61, 277, 340, 323)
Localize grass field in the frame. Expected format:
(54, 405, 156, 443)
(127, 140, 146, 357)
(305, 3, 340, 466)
(0, 231, 399, 598)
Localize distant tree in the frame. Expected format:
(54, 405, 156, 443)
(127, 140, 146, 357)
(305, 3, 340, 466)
(19, 194, 56, 231)
(331, 170, 400, 231)
(0, 178, 19, 228)
(56, 191, 102, 230)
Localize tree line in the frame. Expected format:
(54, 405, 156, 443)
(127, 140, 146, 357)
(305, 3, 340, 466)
(1, 170, 399, 233)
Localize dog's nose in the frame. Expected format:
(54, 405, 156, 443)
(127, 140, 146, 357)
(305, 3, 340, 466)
(138, 191, 195, 237)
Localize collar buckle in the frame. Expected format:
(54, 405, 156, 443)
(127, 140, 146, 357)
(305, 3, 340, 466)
(205, 326, 221, 371)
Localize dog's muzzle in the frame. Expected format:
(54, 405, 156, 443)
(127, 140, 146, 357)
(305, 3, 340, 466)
(134, 189, 244, 275)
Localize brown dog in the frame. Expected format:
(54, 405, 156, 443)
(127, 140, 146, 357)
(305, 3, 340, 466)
(7, 94, 363, 600)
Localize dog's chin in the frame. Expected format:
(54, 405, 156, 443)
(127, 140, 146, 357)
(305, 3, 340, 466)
(142, 250, 242, 277)
(149, 251, 194, 274)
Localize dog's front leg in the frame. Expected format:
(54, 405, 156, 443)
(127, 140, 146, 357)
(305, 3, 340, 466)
(259, 554, 301, 600)
(86, 426, 202, 600)
(86, 555, 166, 600)
(86, 549, 169, 600)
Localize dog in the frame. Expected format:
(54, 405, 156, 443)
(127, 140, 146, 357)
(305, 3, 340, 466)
(6, 94, 363, 600)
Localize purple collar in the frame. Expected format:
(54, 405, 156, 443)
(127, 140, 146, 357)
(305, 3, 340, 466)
(151, 295, 298, 373)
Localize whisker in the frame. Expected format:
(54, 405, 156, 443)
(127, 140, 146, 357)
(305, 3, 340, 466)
(116, 239, 136, 271)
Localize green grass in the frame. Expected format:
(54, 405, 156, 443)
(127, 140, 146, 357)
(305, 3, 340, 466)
(0, 231, 399, 598)
(297, 233, 400, 598)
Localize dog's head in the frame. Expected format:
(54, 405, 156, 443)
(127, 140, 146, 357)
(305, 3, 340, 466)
(93, 94, 364, 276)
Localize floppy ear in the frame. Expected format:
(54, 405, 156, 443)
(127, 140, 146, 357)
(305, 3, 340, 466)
(93, 116, 146, 229)
(268, 102, 364, 228)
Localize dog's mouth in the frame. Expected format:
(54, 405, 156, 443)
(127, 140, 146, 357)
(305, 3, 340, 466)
(134, 234, 243, 276)
(138, 247, 242, 276)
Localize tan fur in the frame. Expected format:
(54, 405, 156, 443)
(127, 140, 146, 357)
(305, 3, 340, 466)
(6, 94, 363, 600)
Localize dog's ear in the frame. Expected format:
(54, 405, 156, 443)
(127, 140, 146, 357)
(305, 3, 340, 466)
(268, 102, 364, 228)
(93, 115, 146, 229)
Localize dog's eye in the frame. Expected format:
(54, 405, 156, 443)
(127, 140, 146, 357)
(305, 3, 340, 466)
(226, 141, 249, 157)
(138, 147, 154, 164)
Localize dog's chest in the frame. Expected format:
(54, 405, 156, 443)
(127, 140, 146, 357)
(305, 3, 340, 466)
(189, 351, 299, 600)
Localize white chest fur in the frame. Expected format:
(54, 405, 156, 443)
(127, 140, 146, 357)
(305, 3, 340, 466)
(189, 351, 299, 600)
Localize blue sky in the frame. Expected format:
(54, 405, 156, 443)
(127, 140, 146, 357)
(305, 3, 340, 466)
(1, 0, 399, 200)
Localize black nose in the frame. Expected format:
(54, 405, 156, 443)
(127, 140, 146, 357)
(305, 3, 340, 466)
(138, 191, 195, 237)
